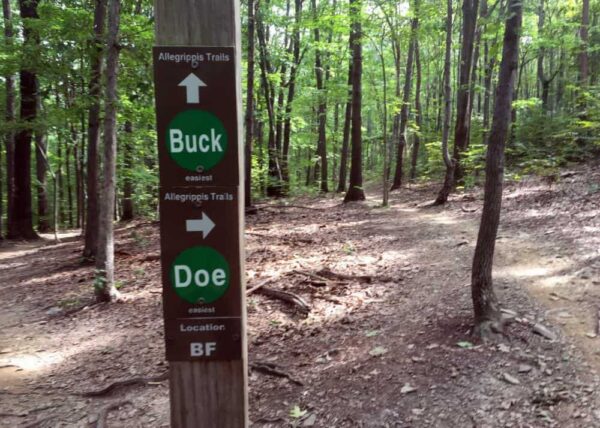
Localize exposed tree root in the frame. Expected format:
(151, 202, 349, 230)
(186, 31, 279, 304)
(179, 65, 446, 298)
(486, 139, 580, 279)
(79, 371, 168, 397)
(471, 319, 506, 343)
(250, 361, 303, 386)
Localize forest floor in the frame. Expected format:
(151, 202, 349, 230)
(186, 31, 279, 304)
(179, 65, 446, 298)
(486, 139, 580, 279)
(1, 159, 599, 428)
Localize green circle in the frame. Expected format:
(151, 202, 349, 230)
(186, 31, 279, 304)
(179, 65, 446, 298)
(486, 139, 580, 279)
(166, 109, 228, 172)
(169, 246, 230, 304)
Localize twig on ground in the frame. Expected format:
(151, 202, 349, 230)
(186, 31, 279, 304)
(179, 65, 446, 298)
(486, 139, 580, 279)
(596, 308, 600, 336)
(250, 361, 303, 386)
(256, 287, 310, 314)
(316, 267, 380, 283)
(258, 204, 327, 211)
(246, 278, 277, 295)
(95, 400, 132, 428)
(79, 371, 168, 397)
(461, 204, 478, 213)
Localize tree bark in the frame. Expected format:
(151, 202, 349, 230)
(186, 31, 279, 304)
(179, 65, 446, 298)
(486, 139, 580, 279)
(83, 0, 107, 258)
(312, 0, 328, 193)
(244, 0, 256, 209)
(336, 59, 352, 193)
(121, 121, 134, 221)
(10, 0, 40, 240)
(35, 92, 50, 232)
(451, 0, 479, 183)
(471, 0, 522, 337)
(434, 0, 455, 206)
(344, 0, 365, 202)
(2, 0, 15, 239)
(580, 0, 590, 86)
(391, 1, 419, 190)
(256, 6, 283, 197)
(95, 0, 121, 303)
(409, 37, 422, 182)
(282, 0, 303, 191)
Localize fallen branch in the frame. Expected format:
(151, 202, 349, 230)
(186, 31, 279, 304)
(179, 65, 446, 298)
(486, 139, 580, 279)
(292, 270, 331, 283)
(246, 278, 277, 295)
(259, 204, 327, 211)
(250, 361, 303, 386)
(461, 204, 478, 213)
(256, 287, 310, 314)
(316, 267, 378, 283)
(95, 400, 132, 428)
(79, 371, 168, 397)
(596, 308, 600, 336)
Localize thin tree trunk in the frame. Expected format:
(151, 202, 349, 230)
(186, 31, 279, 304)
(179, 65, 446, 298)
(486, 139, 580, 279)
(121, 121, 134, 221)
(282, 0, 303, 191)
(580, 0, 590, 86)
(471, 0, 522, 337)
(244, 0, 256, 209)
(312, 0, 328, 193)
(337, 59, 352, 193)
(95, 0, 121, 303)
(66, 141, 74, 228)
(344, 0, 365, 202)
(2, 0, 15, 239)
(452, 0, 479, 183)
(83, 0, 107, 259)
(35, 91, 50, 232)
(391, 0, 419, 190)
(410, 38, 423, 182)
(256, 6, 283, 197)
(10, 0, 40, 240)
(434, 0, 455, 206)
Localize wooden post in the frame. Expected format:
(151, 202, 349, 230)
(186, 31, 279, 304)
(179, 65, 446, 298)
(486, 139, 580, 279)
(154, 1, 247, 427)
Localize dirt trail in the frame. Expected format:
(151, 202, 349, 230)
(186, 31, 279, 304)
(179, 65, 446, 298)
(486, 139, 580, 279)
(0, 161, 599, 427)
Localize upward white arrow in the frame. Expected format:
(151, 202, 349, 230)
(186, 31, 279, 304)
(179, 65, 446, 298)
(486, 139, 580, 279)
(178, 73, 207, 104)
(186, 212, 215, 239)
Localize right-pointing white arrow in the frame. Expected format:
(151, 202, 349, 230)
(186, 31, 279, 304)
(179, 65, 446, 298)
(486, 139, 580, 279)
(186, 212, 215, 238)
(178, 72, 208, 104)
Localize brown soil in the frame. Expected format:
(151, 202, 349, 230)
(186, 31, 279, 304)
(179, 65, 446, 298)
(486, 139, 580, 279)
(1, 160, 599, 427)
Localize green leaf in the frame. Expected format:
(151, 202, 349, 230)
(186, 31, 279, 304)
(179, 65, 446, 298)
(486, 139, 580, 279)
(289, 405, 308, 419)
(369, 346, 388, 356)
(456, 341, 474, 349)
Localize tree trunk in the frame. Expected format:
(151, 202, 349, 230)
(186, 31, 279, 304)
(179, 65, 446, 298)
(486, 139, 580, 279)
(471, 0, 522, 338)
(336, 59, 352, 193)
(580, 0, 590, 86)
(121, 121, 134, 221)
(312, 0, 328, 193)
(244, 0, 256, 209)
(10, 0, 40, 240)
(2, 0, 15, 239)
(83, 0, 107, 259)
(66, 142, 74, 228)
(344, 0, 365, 202)
(451, 0, 479, 183)
(410, 37, 422, 182)
(35, 91, 50, 232)
(391, 1, 419, 190)
(95, 0, 121, 303)
(434, 0, 455, 206)
(282, 0, 303, 191)
(256, 6, 283, 197)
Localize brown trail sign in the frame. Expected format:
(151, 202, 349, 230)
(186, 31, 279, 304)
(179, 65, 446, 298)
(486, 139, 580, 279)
(154, 1, 247, 426)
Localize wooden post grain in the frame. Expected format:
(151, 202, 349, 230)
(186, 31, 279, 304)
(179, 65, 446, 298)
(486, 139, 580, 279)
(154, 1, 247, 426)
